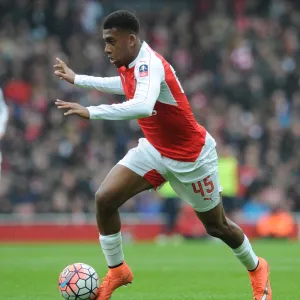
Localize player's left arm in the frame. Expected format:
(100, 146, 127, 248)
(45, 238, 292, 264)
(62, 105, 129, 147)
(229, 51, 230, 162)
(56, 59, 164, 120)
(87, 59, 163, 120)
(0, 89, 9, 139)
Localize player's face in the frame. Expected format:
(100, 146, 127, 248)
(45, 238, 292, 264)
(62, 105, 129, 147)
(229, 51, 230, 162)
(103, 28, 135, 68)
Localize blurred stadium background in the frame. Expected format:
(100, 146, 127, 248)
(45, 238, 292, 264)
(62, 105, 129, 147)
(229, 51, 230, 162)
(0, 0, 300, 243)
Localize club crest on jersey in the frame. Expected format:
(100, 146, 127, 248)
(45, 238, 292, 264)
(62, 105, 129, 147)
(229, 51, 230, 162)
(139, 64, 148, 77)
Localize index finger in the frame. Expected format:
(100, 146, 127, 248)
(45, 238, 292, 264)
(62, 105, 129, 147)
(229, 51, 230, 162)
(56, 58, 65, 65)
(55, 99, 68, 105)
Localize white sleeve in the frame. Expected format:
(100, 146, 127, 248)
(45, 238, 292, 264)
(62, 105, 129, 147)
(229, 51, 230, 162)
(0, 89, 8, 135)
(74, 75, 125, 95)
(86, 58, 164, 120)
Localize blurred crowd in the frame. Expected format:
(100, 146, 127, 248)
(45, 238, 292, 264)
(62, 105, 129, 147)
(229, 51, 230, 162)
(0, 0, 299, 223)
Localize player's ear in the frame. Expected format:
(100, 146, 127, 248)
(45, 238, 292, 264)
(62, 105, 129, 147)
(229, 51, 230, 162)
(128, 34, 137, 47)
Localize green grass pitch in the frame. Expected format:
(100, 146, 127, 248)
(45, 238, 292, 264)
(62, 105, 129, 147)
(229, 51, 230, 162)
(0, 240, 299, 299)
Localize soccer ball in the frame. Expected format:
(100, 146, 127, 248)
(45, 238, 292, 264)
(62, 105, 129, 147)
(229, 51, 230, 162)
(58, 263, 99, 300)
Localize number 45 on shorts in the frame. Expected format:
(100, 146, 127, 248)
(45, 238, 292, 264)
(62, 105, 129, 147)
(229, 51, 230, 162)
(191, 175, 215, 200)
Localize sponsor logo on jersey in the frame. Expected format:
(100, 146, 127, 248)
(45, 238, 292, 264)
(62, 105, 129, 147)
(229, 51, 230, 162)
(139, 64, 148, 77)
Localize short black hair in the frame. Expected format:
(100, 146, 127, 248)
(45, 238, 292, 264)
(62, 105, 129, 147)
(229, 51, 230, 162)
(103, 10, 140, 34)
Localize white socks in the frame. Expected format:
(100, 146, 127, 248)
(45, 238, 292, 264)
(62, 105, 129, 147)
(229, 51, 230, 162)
(100, 232, 257, 271)
(232, 235, 259, 271)
(99, 232, 124, 267)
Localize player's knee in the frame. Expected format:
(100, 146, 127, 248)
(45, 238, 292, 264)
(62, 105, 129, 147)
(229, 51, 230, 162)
(206, 226, 223, 238)
(205, 219, 231, 239)
(95, 187, 117, 215)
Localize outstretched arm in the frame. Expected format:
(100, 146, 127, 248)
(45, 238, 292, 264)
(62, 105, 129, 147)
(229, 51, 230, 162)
(53, 58, 125, 95)
(55, 59, 164, 120)
(86, 60, 163, 120)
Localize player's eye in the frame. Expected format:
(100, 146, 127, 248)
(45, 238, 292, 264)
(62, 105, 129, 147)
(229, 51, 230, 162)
(106, 39, 115, 46)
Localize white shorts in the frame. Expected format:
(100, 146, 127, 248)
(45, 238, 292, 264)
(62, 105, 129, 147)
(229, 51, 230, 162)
(118, 133, 222, 212)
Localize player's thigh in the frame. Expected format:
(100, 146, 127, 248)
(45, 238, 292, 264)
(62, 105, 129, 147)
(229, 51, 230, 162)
(167, 152, 227, 227)
(169, 168, 222, 213)
(167, 146, 222, 213)
(97, 164, 153, 209)
(118, 139, 166, 191)
(97, 140, 166, 208)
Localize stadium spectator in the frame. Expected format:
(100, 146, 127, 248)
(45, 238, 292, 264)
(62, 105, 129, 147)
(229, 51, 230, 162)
(0, 0, 298, 224)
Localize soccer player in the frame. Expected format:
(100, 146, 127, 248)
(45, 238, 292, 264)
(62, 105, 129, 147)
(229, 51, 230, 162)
(0, 88, 8, 179)
(54, 10, 272, 300)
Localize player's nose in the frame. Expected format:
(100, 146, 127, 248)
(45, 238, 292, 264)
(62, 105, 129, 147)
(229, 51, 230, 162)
(104, 44, 112, 54)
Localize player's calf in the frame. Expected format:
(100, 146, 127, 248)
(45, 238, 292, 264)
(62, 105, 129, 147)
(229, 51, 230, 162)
(196, 202, 244, 248)
(204, 218, 236, 242)
(195, 202, 272, 297)
(205, 216, 245, 249)
(196, 203, 259, 270)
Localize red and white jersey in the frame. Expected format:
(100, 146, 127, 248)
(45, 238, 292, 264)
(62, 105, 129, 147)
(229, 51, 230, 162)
(75, 42, 211, 162)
